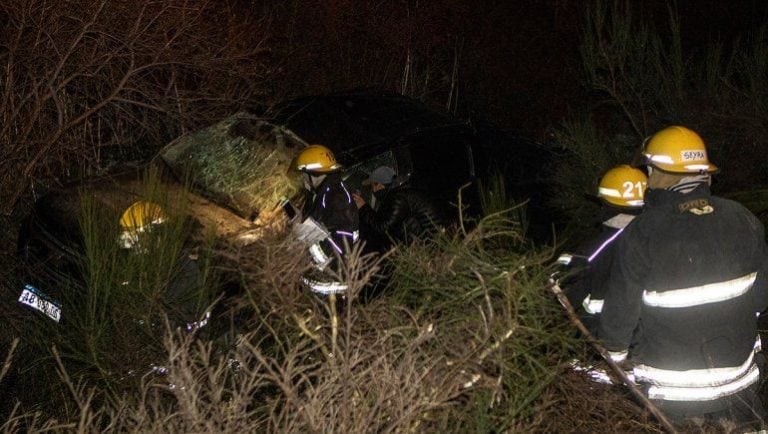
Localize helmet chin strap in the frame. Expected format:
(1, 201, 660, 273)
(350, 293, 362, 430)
(304, 173, 326, 190)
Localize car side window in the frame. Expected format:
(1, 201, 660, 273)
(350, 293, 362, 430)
(407, 133, 474, 200)
(343, 150, 400, 198)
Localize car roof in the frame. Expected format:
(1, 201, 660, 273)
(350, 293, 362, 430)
(269, 89, 469, 161)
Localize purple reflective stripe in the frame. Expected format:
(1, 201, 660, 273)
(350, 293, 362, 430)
(336, 231, 355, 238)
(588, 228, 624, 262)
(322, 187, 329, 208)
(322, 185, 352, 208)
(327, 238, 342, 254)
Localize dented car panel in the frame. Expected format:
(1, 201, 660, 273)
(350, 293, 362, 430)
(17, 90, 532, 323)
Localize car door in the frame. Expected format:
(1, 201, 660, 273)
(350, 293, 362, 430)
(404, 130, 478, 216)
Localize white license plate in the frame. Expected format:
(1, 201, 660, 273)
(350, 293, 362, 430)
(18, 284, 61, 323)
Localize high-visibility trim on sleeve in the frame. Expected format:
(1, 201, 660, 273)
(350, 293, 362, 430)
(300, 276, 348, 294)
(309, 243, 331, 270)
(582, 295, 604, 314)
(588, 229, 624, 262)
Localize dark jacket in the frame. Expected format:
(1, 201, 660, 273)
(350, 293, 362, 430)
(559, 212, 635, 333)
(303, 172, 359, 254)
(598, 184, 768, 404)
(358, 185, 443, 248)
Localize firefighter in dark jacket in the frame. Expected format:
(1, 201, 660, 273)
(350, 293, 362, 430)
(293, 144, 359, 295)
(598, 126, 768, 425)
(556, 164, 647, 334)
(352, 166, 444, 251)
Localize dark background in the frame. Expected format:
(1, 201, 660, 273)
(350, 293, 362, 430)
(264, 0, 768, 139)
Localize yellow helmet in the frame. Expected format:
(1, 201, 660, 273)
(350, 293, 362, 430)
(597, 165, 647, 208)
(119, 201, 165, 230)
(294, 144, 342, 174)
(643, 126, 718, 173)
(118, 201, 166, 249)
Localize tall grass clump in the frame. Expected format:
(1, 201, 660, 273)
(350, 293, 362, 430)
(546, 116, 636, 231)
(385, 213, 582, 430)
(477, 172, 530, 238)
(580, 0, 685, 136)
(12, 169, 218, 420)
(0, 339, 19, 386)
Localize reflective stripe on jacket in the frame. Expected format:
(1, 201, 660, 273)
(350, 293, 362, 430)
(303, 172, 359, 265)
(558, 212, 635, 314)
(598, 185, 768, 402)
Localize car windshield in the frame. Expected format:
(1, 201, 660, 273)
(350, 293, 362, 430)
(159, 114, 304, 218)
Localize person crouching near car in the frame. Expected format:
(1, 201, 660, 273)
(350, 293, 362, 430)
(597, 126, 768, 427)
(352, 165, 445, 252)
(555, 164, 647, 335)
(292, 144, 359, 297)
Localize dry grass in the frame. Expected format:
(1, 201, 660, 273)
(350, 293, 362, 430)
(0, 210, 672, 433)
(531, 368, 663, 433)
(0, 174, 751, 426)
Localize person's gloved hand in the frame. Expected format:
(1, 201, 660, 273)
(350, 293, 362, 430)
(352, 193, 366, 209)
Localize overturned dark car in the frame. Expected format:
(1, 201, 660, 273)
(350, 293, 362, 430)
(16, 89, 546, 327)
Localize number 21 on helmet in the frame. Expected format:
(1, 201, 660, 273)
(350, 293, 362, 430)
(597, 164, 648, 208)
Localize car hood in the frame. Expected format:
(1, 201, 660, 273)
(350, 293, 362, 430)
(30, 166, 267, 250)
(31, 169, 146, 246)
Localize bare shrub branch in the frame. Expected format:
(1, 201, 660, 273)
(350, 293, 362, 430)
(0, 0, 276, 213)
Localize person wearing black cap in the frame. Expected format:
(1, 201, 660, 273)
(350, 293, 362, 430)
(352, 166, 444, 251)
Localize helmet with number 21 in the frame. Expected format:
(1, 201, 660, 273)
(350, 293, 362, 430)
(598, 164, 647, 208)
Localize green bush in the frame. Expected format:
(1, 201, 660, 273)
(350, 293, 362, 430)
(385, 211, 581, 430)
(549, 0, 768, 233)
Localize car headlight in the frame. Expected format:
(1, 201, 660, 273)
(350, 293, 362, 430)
(118, 201, 166, 249)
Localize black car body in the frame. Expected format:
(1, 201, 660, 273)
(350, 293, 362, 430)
(269, 90, 547, 210)
(16, 89, 546, 324)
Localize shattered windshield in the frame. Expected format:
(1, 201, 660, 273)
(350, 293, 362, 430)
(159, 114, 304, 218)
